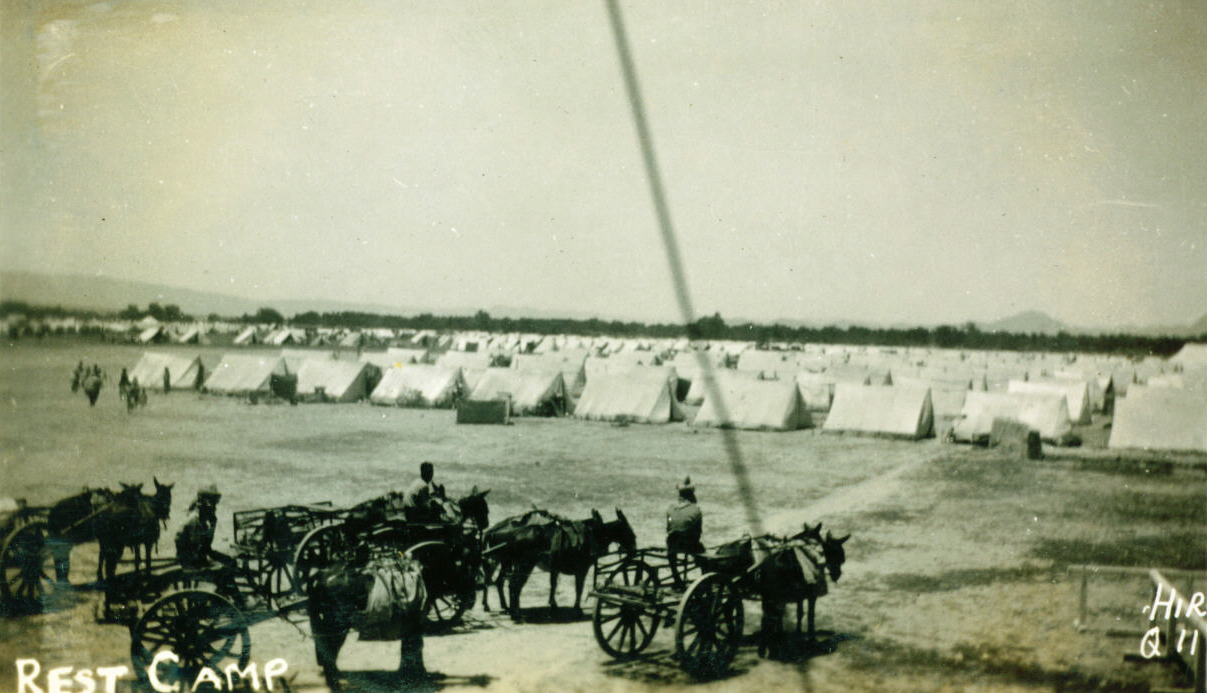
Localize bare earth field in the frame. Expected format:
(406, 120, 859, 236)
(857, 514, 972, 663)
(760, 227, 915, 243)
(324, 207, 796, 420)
(2, 341, 1204, 693)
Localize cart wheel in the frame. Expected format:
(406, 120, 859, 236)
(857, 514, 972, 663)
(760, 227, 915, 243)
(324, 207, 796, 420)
(674, 573, 744, 678)
(592, 559, 659, 660)
(255, 538, 298, 602)
(130, 589, 250, 687)
(293, 525, 351, 596)
(406, 541, 472, 629)
(1, 521, 59, 615)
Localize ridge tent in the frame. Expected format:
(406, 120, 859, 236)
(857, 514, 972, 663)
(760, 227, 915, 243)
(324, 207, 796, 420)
(511, 352, 588, 399)
(1008, 379, 1092, 425)
(822, 384, 935, 440)
(1107, 386, 1207, 453)
(469, 368, 568, 416)
(386, 347, 431, 366)
(693, 378, 811, 431)
(369, 365, 467, 408)
(794, 371, 835, 412)
(435, 351, 493, 391)
(891, 375, 969, 425)
(950, 391, 1073, 444)
(203, 354, 287, 395)
(129, 352, 204, 391)
(683, 369, 761, 406)
(294, 359, 377, 403)
(233, 326, 261, 346)
(1169, 342, 1207, 370)
(573, 372, 685, 424)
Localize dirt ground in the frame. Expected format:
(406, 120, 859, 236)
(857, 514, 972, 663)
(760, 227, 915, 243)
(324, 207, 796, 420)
(2, 341, 1204, 693)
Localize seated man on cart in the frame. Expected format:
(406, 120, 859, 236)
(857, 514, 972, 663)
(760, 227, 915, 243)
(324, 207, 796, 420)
(666, 476, 704, 587)
(175, 485, 240, 597)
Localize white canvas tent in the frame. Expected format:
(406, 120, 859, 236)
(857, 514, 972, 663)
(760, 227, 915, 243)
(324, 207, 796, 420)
(203, 354, 287, 395)
(511, 352, 589, 399)
(822, 384, 935, 440)
(294, 359, 376, 403)
(573, 372, 685, 424)
(693, 378, 811, 431)
(435, 351, 493, 390)
(794, 371, 835, 412)
(129, 351, 204, 391)
(950, 391, 1073, 444)
(370, 365, 466, 408)
(1108, 386, 1207, 453)
(683, 369, 761, 406)
(469, 368, 568, 416)
(1008, 378, 1092, 425)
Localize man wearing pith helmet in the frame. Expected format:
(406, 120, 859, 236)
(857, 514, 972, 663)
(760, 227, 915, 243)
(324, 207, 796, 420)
(666, 476, 704, 586)
(176, 484, 222, 569)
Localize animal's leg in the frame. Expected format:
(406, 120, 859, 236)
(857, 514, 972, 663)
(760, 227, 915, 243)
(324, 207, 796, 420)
(508, 563, 533, 622)
(572, 570, 587, 617)
(397, 624, 426, 679)
(548, 570, 559, 611)
(796, 599, 804, 633)
(807, 597, 817, 641)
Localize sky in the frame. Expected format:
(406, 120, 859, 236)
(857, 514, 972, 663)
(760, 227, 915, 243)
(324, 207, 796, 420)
(2, 0, 1204, 327)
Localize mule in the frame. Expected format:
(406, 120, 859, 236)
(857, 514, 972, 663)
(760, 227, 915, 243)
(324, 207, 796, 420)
(46, 487, 116, 584)
(753, 523, 849, 659)
(485, 508, 636, 621)
(95, 478, 173, 583)
(81, 374, 103, 406)
(308, 552, 428, 691)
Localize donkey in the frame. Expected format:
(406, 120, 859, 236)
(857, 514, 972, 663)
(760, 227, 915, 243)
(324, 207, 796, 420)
(95, 478, 173, 583)
(486, 508, 636, 622)
(753, 523, 849, 659)
(46, 487, 116, 584)
(308, 552, 428, 691)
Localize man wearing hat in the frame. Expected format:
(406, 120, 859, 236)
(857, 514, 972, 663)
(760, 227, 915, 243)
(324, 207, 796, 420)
(666, 476, 704, 587)
(175, 485, 226, 570)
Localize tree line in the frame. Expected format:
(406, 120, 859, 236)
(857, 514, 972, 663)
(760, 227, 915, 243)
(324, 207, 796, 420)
(2, 300, 1198, 357)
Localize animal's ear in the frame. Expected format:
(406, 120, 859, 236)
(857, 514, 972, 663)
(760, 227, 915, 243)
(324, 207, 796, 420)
(154, 476, 159, 486)
(591, 509, 603, 522)
(837, 533, 850, 544)
(615, 508, 627, 522)
(481, 488, 490, 497)
(825, 530, 832, 542)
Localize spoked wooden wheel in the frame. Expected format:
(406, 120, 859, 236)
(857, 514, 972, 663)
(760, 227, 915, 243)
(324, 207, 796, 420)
(406, 541, 473, 629)
(1, 521, 59, 615)
(674, 573, 744, 678)
(292, 525, 351, 596)
(130, 589, 250, 687)
(592, 559, 659, 660)
(253, 533, 298, 602)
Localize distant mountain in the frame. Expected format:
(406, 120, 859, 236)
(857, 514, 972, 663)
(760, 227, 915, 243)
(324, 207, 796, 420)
(0, 270, 420, 319)
(0, 270, 629, 323)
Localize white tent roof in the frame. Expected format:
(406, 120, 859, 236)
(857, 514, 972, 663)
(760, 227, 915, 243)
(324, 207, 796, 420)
(950, 390, 1072, 443)
(129, 351, 203, 391)
(1108, 386, 1207, 453)
(823, 384, 935, 440)
(203, 354, 286, 394)
(693, 378, 811, 431)
(369, 365, 466, 408)
(294, 359, 375, 402)
(1008, 379, 1091, 425)
(469, 368, 567, 415)
(573, 373, 684, 424)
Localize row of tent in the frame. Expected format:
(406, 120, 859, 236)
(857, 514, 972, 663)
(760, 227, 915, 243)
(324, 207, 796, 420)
(126, 345, 1206, 452)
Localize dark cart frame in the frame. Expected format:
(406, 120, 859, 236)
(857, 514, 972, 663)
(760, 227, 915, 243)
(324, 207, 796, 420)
(590, 547, 751, 678)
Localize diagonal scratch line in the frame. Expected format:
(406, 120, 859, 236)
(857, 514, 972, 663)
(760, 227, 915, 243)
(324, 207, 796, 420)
(604, 0, 764, 537)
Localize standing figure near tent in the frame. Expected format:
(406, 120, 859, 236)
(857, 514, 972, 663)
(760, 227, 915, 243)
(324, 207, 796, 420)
(163, 367, 171, 393)
(402, 462, 437, 522)
(666, 476, 704, 587)
(118, 368, 131, 400)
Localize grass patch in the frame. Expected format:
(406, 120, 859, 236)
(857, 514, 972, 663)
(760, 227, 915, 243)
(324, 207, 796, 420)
(877, 564, 1055, 594)
(1030, 532, 1207, 571)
